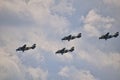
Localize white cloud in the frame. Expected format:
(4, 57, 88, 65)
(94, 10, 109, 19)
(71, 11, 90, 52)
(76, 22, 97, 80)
(83, 24, 100, 37)
(0, 45, 47, 80)
(77, 49, 120, 69)
(56, 53, 73, 62)
(58, 66, 69, 77)
(0, 58, 23, 80)
(103, 0, 120, 7)
(0, 0, 70, 34)
(51, 0, 75, 15)
(73, 70, 97, 80)
(26, 0, 71, 34)
(81, 9, 114, 37)
(58, 66, 98, 80)
(0, 49, 25, 80)
(28, 67, 48, 80)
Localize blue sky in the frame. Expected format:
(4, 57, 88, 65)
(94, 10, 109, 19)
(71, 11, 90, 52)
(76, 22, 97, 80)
(0, 0, 120, 80)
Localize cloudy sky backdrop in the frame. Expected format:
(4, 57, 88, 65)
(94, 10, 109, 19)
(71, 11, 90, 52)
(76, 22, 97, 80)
(0, 0, 120, 80)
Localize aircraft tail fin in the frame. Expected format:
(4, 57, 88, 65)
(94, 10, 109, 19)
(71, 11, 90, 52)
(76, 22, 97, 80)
(31, 44, 36, 49)
(77, 33, 81, 38)
(106, 32, 109, 36)
(113, 32, 119, 38)
(69, 47, 74, 52)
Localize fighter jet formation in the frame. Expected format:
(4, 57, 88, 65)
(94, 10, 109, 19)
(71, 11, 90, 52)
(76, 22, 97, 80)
(56, 47, 74, 55)
(99, 32, 119, 40)
(16, 32, 119, 55)
(16, 44, 36, 52)
(62, 33, 81, 41)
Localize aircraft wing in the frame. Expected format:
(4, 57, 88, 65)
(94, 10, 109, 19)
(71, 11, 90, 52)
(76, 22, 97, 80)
(62, 35, 72, 41)
(22, 44, 26, 48)
(16, 44, 26, 52)
(56, 48, 65, 54)
(105, 32, 109, 37)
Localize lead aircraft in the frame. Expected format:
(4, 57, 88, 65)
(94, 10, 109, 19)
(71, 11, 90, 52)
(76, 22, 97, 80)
(99, 32, 119, 40)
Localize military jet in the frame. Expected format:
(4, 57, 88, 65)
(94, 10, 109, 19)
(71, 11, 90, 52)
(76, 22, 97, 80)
(62, 33, 81, 41)
(16, 44, 36, 52)
(99, 32, 119, 40)
(55, 46, 74, 55)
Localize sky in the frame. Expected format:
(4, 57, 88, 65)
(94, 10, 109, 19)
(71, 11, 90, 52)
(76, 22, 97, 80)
(0, 0, 120, 80)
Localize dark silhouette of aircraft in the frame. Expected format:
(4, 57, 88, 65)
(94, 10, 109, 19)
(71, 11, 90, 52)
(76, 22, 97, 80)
(55, 46, 74, 55)
(62, 33, 81, 41)
(99, 32, 119, 40)
(113, 32, 119, 37)
(16, 44, 36, 52)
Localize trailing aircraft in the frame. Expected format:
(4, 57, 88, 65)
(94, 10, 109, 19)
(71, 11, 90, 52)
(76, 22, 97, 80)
(16, 44, 36, 52)
(55, 46, 74, 55)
